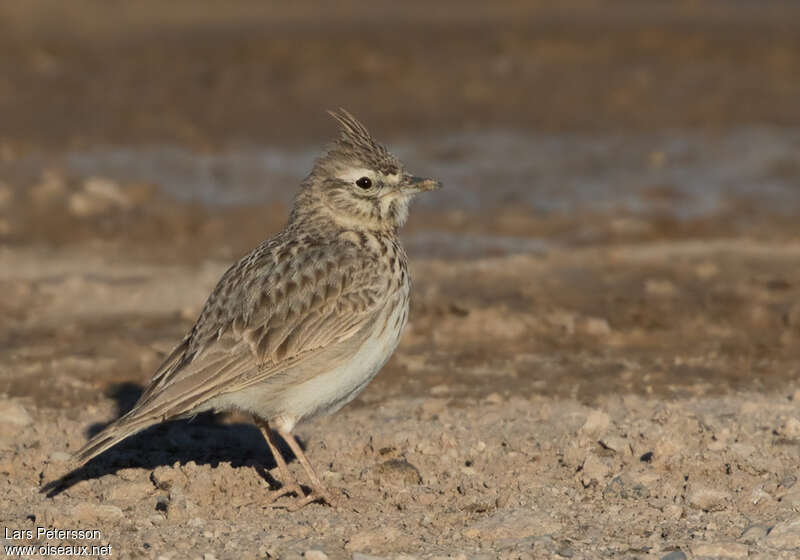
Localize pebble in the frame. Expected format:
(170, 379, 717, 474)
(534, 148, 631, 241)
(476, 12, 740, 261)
(104, 480, 155, 501)
(0, 400, 33, 427)
(346, 527, 402, 552)
(599, 436, 630, 455)
(555, 543, 574, 557)
(371, 459, 422, 487)
(765, 517, 800, 549)
(782, 417, 800, 439)
(304, 551, 329, 560)
(151, 465, 184, 490)
(687, 487, 731, 512)
(484, 392, 504, 404)
(580, 410, 611, 438)
(70, 502, 124, 522)
(780, 484, 800, 510)
(645, 279, 678, 297)
(68, 177, 132, 217)
(580, 316, 612, 336)
(48, 451, 72, 463)
(740, 524, 769, 544)
(603, 474, 650, 500)
(660, 551, 686, 560)
(691, 541, 748, 559)
(463, 509, 562, 541)
(580, 454, 610, 487)
(662, 505, 683, 521)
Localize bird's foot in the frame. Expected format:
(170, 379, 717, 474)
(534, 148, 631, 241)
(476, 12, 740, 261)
(287, 486, 339, 511)
(263, 481, 303, 505)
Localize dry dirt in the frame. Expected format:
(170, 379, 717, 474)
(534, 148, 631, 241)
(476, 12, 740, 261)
(2, 2, 800, 559)
(2, 238, 800, 559)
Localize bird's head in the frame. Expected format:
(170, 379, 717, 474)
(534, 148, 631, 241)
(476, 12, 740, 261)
(291, 109, 441, 233)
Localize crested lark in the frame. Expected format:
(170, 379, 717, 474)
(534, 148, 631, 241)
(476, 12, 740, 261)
(74, 110, 440, 508)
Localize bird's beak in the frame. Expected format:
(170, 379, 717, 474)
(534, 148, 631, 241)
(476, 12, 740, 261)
(402, 175, 442, 193)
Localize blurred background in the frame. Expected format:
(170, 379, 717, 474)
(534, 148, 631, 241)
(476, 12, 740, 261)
(1, 0, 800, 407)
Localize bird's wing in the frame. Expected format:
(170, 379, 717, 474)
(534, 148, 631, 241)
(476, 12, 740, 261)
(123, 241, 386, 423)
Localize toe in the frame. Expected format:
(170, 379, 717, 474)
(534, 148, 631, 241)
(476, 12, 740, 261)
(263, 483, 303, 505)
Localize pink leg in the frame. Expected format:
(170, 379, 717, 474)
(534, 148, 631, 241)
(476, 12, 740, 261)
(254, 418, 303, 503)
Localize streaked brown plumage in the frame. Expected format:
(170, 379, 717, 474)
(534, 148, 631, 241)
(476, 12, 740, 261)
(73, 110, 440, 508)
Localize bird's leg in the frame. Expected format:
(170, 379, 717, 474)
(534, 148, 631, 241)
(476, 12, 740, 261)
(254, 418, 304, 503)
(276, 427, 335, 510)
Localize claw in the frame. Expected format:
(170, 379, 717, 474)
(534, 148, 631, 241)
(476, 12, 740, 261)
(288, 488, 337, 511)
(263, 482, 304, 505)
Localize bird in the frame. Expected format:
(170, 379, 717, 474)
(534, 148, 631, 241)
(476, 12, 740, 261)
(71, 110, 440, 509)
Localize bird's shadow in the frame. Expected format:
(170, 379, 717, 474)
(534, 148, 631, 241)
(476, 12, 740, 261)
(41, 382, 301, 497)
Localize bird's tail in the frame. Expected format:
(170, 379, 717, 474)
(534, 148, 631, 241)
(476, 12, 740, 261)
(74, 339, 191, 465)
(73, 412, 160, 465)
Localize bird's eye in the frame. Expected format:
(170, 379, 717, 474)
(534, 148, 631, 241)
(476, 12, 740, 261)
(355, 177, 372, 189)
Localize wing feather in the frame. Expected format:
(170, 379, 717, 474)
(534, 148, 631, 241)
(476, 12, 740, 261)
(124, 244, 382, 422)
(75, 236, 390, 465)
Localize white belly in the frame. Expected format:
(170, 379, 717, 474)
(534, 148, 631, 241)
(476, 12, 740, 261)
(204, 293, 409, 432)
(277, 297, 407, 427)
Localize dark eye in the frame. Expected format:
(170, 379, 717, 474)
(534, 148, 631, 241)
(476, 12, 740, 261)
(355, 177, 372, 189)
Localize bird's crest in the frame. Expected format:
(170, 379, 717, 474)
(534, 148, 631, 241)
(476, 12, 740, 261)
(324, 109, 400, 175)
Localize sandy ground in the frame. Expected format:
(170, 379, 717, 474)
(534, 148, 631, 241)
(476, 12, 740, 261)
(2, 238, 800, 559)
(4, 387, 800, 559)
(2, 2, 800, 559)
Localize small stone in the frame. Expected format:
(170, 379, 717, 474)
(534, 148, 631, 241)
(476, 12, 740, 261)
(740, 524, 769, 544)
(371, 459, 422, 487)
(662, 505, 683, 521)
(766, 517, 800, 549)
(729, 443, 755, 459)
(781, 484, 800, 510)
(0, 400, 33, 426)
(779, 475, 797, 489)
(691, 542, 748, 559)
(580, 410, 610, 438)
(640, 451, 654, 463)
(555, 543, 574, 557)
(580, 317, 611, 336)
(660, 551, 686, 560)
(603, 474, 651, 500)
(687, 487, 731, 512)
(645, 279, 678, 297)
(68, 177, 132, 217)
(463, 509, 562, 542)
(71, 502, 124, 522)
(430, 384, 450, 396)
(346, 527, 402, 552)
(151, 465, 184, 490)
(484, 392, 504, 404)
(695, 262, 719, 279)
(782, 417, 800, 439)
(304, 551, 329, 560)
(104, 481, 155, 501)
(48, 451, 72, 463)
(580, 454, 610, 487)
(116, 468, 144, 482)
(599, 436, 629, 455)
